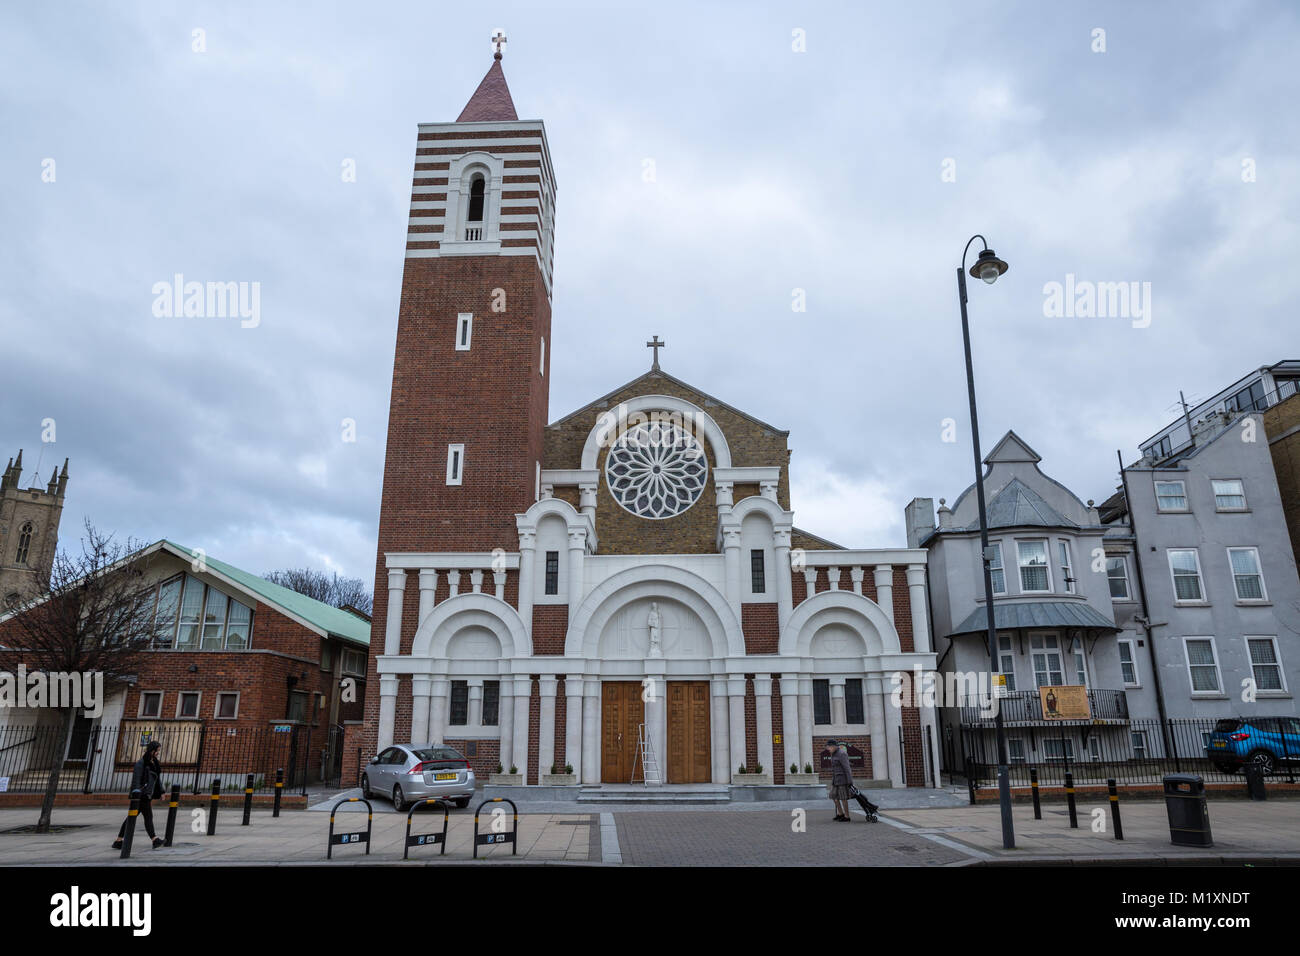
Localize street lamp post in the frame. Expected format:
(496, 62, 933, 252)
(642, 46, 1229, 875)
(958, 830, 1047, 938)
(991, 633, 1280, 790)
(957, 234, 1015, 850)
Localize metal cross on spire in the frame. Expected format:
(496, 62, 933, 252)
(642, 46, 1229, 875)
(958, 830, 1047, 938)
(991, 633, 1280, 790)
(492, 29, 507, 59)
(646, 335, 665, 369)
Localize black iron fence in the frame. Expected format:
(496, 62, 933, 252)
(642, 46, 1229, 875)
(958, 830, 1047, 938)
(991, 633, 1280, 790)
(957, 717, 1300, 788)
(0, 721, 330, 796)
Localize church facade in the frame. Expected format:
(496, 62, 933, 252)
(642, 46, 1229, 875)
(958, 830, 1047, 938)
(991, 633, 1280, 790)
(362, 52, 939, 789)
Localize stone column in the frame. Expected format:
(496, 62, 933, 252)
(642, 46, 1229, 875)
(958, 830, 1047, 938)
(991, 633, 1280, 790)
(411, 676, 432, 745)
(567, 529, 587, 617)
(517, 530, 536, 636)
(710, 677, 730, 783)
(797, 676, 814, 776)
(429, 678, 449, 746)
(565, 676, 584, 779)
(867, 674, 887, 781)
(644, 663, 667, 784)
(873, 565, 894, 623)
(511, 677, 531, 776)
(754, 676, 774, 777)
(581, 680, 601, 784)
(803, 566, 817, 596)
(538, 676, 558, 777)
(468, 680, 483, 727)
(378, 568, 406, 743)
(830, 677, 846, 726)
(578, 482, 598, 525)
(883, 677, 905, 786)
(850, 566, 865, 596)
(469, 569, 484, 594)
(418, 569, 438, 628)
(827, 566, 841, 590)
(447, 569, 461, 598)
(780, 673, 801, 773)
(907, 564, 931, 653)
(727, 676, 747, 778)
(384, 569, 406, 656)
(722, 528, 743, 619)
(498, 678, 515, 774)
(774, 530, 794, 633)
(378, 674, 399, 750)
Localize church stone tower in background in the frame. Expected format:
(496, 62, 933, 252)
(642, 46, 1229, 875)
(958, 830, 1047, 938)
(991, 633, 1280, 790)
(0, 449, 69, 604)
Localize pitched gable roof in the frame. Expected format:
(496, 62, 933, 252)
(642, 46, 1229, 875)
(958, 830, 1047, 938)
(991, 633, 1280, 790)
(548, 367, 788, 435)
(456, 57, 518, 122)
(984, 430, 1041, 465)
(162, 541, 370, 646)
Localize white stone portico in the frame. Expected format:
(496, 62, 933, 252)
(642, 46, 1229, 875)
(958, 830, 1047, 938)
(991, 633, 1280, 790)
(373, 395, 939, 789)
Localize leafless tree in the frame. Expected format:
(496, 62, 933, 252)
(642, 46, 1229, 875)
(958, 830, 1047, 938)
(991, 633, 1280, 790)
(263, 567, 373, 616)
(0, 520, 165, 832)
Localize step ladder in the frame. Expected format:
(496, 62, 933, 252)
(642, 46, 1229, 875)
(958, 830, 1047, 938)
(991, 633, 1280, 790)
(630, 722, 661, 786)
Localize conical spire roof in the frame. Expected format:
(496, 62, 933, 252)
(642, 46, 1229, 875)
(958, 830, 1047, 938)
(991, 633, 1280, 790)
(456, 54, 518, 122)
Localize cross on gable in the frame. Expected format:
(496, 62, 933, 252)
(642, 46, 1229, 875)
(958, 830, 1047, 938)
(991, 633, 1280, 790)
(492, 30, 507, 57)
(646, 335, 665, 369)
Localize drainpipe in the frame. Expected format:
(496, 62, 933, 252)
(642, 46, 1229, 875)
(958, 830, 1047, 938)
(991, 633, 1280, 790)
(1116, 450, 1171, 750)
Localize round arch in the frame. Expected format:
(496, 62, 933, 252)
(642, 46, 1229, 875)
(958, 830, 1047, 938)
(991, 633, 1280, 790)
(565, 564, 744, 658)
(779, 589, 902, 658)
(410, 592, 530, 659)
(580, 394, 732, 471)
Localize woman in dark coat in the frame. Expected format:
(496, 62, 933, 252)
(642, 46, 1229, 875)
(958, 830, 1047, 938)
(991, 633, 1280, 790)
(825, 739, 854, 822)
(112, 739, 165, 850)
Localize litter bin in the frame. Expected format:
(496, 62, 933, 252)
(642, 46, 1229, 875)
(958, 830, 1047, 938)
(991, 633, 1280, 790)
(1244, 762, 1267, 801)
(1163, 774, 1212, 847)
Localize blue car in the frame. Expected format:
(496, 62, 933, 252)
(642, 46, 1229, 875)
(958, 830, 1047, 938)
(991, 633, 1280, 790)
(1205, 717, 1300, 774)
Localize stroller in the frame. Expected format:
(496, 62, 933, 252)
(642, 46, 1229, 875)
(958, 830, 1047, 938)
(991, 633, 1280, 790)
(848, 785, 879, 822)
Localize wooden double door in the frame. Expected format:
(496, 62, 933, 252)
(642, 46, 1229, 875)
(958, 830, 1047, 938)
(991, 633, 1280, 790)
(600, 681, 711, 784)
(666, 681, 711, 783)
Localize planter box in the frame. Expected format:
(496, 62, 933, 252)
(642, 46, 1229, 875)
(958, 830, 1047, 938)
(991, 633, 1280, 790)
(541, 773, 577, 785)
(732, 773, 773, 786)
(488, 773, 523, 786)
(783, 773, 820, 785)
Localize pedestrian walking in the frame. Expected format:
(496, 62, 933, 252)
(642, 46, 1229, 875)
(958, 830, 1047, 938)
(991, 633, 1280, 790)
(112, 739, 165, 850)
(824, 739, 854, 822)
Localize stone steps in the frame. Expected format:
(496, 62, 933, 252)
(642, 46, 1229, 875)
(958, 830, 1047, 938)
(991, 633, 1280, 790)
(575, 785, 730, 805)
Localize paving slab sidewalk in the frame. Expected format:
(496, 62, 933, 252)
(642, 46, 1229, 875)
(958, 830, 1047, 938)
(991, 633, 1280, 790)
(0, 807, 595, 865)
(884, 798, 1300, 864)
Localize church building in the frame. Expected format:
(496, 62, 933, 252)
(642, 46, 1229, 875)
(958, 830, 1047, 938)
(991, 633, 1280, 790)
(363, 46, 939, 790)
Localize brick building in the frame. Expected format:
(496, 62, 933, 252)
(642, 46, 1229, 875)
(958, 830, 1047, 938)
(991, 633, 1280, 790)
(364, 50, 939, 789)
(0, 540, 369, 791)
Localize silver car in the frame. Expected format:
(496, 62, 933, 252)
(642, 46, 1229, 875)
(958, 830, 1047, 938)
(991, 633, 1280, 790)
(361, 744, 477, 810)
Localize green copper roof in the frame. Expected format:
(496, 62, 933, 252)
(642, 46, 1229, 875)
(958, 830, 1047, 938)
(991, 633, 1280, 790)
(950, 600, 1117, 637)
(163, 541, 370, 646)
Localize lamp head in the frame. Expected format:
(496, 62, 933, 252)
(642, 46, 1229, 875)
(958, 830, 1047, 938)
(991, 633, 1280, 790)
(970, 247, 1009, 284)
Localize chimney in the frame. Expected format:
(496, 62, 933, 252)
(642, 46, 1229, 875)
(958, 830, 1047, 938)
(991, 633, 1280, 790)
(904, 497, 936, 548)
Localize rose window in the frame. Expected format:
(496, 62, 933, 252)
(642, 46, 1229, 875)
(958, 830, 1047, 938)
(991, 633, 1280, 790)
(604, 421, 709, 519)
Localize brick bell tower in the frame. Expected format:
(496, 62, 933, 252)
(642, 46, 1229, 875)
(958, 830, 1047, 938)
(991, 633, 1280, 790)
(368, 39, 556, 710)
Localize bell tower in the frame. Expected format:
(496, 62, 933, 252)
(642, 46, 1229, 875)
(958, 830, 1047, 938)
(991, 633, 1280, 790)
(0, 450, 69, 604)
(371, 41, 557, 579)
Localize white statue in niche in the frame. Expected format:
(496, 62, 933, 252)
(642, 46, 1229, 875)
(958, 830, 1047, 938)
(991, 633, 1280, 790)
(647, 601, 663, 657)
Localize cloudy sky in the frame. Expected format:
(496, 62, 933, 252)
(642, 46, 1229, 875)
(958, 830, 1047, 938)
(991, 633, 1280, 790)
(2, 1, 1297, 589)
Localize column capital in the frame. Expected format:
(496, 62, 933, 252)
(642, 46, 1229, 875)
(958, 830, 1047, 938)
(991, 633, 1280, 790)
(753, 676, 773, 696)
(539, 676, 559, 696)
(906, 564, 927, 587)
(418, 568, 438, 589)
(388, 568, 407, 591)
(518, 529, 537, 551)
(773, 529, 791, 548)
(565, 675, 585, 697)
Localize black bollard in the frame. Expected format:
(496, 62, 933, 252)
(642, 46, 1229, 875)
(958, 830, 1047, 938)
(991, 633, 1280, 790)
(207, 778, 220, 836)
(1030, 768, 1042, 820)
(273, 768, 284, 818)
(965, 759, 976, 805)
(163, 784, 181, 847)
(242, 773, 254, 826)
(1065, 771, 1078, 829)
(120, 790, 141, 859)
(1107, 778, 1124, 841)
